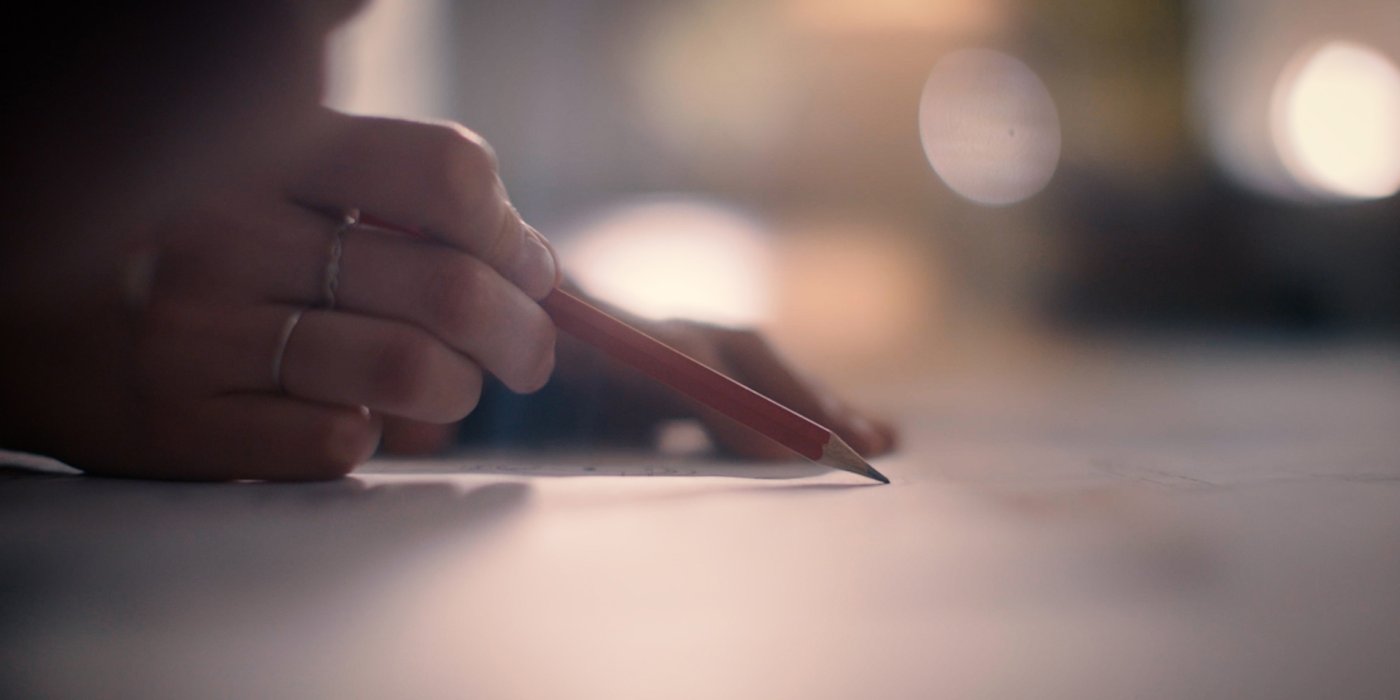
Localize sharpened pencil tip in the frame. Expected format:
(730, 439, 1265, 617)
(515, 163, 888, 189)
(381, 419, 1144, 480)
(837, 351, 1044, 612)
(818, 434, 890, 484)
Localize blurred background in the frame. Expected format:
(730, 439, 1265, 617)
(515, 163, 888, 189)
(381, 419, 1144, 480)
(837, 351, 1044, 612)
(325, 0, 1400, 384)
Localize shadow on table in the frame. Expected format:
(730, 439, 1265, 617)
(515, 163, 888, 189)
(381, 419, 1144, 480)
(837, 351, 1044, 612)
(0, 464, 529, 696)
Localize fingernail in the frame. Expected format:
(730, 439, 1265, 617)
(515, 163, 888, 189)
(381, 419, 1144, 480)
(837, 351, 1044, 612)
(533, 226, 564, 287)
(523, 225, 561, 298)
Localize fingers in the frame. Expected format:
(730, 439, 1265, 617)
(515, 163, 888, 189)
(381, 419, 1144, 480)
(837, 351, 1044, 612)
(137, 300, 294, 399)
(717, 328, 896, 457)
(140, 301, 484, 424)
(153, 205, 556, 394)
(380, 416, 457, 455)
(642, 321, 897, 460)
(293, 112, 558, 299)
(150, 197, 317, 303)
(281, 309, 484, 423)
(335, 230, 556, 394)
(173, 396, 381, 481)
(89, 395, 382, 481)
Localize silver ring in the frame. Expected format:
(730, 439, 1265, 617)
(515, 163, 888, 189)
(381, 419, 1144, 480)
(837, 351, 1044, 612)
(271, 307, 307, 393)
(321, 208, 359, 309)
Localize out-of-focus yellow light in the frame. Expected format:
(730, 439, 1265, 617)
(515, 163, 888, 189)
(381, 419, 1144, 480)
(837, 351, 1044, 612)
(634, 3, 794, 172)
(781, 0, 1005, 35)
(919, 50, 1061, 207)
(1272, 40, 1400, 201)
(561, 198, 773, 326)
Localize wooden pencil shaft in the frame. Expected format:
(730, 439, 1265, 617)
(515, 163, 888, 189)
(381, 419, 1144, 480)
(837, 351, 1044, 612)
(346, 212, 842, 466)
(540, 290, 830, 460)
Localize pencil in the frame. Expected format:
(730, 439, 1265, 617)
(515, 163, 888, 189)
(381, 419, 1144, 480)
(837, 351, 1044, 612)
(540, 289, 888, 484)
(357, 211, 887, 483)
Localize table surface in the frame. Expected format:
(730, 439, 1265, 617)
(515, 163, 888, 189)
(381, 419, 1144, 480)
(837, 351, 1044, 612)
(3, 340, 1399, 699)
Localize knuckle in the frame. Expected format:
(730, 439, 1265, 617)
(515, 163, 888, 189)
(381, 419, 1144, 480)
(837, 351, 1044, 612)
(455, 126, 499, 172)
(424, 258, 490, 339)
(370, 331, 482, 423)
(424, 122, 497, 173)
(426, 126, 500, 222)
(370, 331, 438, 410)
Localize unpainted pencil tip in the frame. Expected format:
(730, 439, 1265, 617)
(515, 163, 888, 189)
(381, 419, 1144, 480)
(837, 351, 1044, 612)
(818, 434, 889, 485)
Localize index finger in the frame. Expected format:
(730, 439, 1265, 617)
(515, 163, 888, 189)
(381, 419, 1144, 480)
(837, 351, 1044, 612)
(292, 111, 559, 299)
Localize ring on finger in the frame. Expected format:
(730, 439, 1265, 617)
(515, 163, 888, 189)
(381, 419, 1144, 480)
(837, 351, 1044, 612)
(321, 208, 360, 309)
(272, 307, 309, 394)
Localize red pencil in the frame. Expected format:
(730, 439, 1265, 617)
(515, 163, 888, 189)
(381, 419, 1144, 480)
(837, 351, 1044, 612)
(541, 289, 888, 483)
(357, 210, 887, 483)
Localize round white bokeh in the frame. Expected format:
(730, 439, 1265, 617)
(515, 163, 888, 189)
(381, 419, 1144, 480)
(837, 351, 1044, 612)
(919, 49, 1061, 206)
(560, 197, 774, 326)
(1272, 40, 1400, 201)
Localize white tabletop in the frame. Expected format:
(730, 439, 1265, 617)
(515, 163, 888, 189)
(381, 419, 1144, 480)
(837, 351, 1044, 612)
(3, 341, 1399, 699)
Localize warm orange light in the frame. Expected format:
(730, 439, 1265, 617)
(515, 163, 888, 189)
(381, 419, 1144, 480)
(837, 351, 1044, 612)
(772, 222, 935, 374)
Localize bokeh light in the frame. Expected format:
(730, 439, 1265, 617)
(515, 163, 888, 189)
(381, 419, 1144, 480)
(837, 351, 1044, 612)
(1271, 40, 1400, 201)
(919, 49, 1061, 206)
(771, 221, 936, 375)
(560, 197, 774, 326)
(780, 0, 1006, 36)
(634, 2, 795, 172)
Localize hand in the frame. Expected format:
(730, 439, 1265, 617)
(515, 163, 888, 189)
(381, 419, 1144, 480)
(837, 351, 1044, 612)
(0, 111, 559, 480)
(381, 288, 898, 462)
(630, 319, 898, 460)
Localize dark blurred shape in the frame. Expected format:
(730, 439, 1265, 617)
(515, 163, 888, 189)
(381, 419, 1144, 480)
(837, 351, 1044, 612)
(1048, 165, 1400, 330)
(2, 2, 362, 252)
(1027, 0, 1400, 332)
